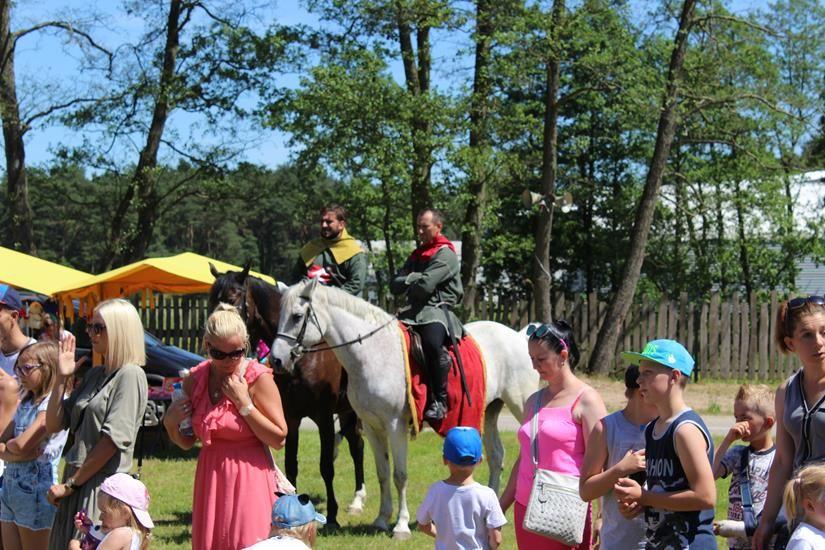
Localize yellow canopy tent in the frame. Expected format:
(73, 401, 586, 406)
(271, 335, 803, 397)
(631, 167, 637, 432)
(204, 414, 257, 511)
(0, 246, 92, 296)
(52, 252, 276, 319)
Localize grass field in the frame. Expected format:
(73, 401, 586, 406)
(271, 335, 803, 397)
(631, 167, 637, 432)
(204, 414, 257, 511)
(131, 430, 737, 549)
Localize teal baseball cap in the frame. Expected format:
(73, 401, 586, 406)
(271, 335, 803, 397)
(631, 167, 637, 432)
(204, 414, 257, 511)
(621, 339, 695, 378)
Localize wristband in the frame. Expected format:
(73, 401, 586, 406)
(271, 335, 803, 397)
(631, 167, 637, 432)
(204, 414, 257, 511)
(239, 402, 255, 417)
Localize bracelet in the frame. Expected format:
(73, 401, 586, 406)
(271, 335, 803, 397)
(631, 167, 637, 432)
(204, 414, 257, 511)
(239, 402, 255, 417)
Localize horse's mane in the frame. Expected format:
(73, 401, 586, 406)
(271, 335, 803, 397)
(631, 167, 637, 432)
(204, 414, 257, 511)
(292, 281, 392, 325)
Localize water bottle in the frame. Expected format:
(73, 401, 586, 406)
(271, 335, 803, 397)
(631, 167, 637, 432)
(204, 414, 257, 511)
(172, 381, 194, 437)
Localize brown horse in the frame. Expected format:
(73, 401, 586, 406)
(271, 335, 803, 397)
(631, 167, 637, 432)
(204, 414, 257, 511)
(208, 263, 366, 528)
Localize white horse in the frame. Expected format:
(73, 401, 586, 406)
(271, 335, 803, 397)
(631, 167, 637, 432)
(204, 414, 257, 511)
(270, 279, 539, 539)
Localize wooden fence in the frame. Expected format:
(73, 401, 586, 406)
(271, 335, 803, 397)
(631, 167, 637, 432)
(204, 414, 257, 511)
(134, 290, 800, 381)
(472, 290, 801, 380)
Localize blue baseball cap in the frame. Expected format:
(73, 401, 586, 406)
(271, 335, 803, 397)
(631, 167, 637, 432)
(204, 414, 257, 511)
(621, 339, 695, 378)
(443, 426, 482, 465)
(0, 285, 22, 312)
(271, 494, 326, 529)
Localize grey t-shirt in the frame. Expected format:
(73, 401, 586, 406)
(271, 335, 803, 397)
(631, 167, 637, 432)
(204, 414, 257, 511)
(600, 410, 648, 550)
(62, 364, 148, 474)
(719, 445, 776, 550)
(784, 371, 825, 470)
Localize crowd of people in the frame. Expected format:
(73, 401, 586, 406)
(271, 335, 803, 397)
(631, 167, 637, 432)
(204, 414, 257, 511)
(1, 205, 824, 550)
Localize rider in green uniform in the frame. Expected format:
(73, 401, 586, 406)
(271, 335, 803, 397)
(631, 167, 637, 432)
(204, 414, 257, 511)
(390, 209, 463, 421)
(292, 204, 367, 296)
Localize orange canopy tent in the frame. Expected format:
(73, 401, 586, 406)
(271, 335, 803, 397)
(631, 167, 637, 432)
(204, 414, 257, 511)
(51, 252, 276, 319)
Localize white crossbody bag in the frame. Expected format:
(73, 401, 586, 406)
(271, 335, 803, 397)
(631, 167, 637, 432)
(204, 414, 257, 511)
(522, 388, 589, 546)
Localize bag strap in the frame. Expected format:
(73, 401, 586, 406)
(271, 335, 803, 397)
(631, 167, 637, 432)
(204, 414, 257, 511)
(740, 446, 757, 536)
(530, 388, 544, 469)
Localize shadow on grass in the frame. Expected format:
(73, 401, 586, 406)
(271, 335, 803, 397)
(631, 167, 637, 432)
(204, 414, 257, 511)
(320, 524, 395, 538)
(152, 511, 193, 545)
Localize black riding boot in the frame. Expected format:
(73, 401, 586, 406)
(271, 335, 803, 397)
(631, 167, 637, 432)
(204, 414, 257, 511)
(424, 350, 451, 421)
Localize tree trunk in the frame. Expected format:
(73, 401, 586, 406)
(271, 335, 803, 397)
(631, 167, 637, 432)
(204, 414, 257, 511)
(123, 0, 183, 263)
(0, 0, 35, 253)
(733, 178, 753, 297)
(460, 0, 494, 318)
(532, 0, 564, 323)
(589, 0, 696, 374)
(396, 6, 432, 230)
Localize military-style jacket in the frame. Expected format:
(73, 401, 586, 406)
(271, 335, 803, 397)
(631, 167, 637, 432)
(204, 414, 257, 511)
(390, 238, 463, 335)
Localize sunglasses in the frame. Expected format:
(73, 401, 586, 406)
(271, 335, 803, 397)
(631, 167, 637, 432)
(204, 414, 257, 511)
(785, 295, 825, 332)
(526, 323, 568, 350)
(86, 323, 107, 335)
(14, 363, 41, 377)
(208, 347, 245, 361)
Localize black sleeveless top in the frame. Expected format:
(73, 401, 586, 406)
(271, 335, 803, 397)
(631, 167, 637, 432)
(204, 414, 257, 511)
(644, 409, 716, 550)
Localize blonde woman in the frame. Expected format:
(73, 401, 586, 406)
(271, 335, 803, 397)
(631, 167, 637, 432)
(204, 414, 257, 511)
(163, 303, 287, 550)
(45, 299, 148, 550)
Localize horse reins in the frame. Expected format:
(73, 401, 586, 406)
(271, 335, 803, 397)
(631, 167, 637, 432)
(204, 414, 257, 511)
(274, 298, 396, 360)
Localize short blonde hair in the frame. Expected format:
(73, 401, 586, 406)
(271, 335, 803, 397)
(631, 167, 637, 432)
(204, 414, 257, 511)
(96, 299, 146, 368)
(784, 463, 825, 527)
(202, 303, 249, 352)
(735, 384, 775, 418)
(271, 523, 317, 548)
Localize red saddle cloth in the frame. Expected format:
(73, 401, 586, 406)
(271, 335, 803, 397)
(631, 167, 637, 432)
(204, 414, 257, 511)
(399, 322, 487, 437)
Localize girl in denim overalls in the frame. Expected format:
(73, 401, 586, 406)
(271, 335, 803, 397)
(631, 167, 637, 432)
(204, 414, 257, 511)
(0, 341, 69, 549)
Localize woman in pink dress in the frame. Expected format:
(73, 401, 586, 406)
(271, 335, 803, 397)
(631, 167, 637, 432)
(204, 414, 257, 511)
(163, 303, 287, 550)
(499, 320, 607, 549)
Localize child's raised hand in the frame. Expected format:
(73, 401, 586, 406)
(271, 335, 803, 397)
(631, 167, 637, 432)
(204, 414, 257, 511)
(726, 421, 751, 442)
(618, 499, 642, 519)
(614, 477, 643, 504)
(616, 449, 646, 476)
(58, 333, 78, 377)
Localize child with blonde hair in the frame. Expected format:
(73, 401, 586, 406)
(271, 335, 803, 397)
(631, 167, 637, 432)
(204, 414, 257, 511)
(244, 493, 327, 549)
(0, 341, 69, 550)
(70, 473, 153, 550)
(782, 463, 825, 550)
(712, 384, 776, 549)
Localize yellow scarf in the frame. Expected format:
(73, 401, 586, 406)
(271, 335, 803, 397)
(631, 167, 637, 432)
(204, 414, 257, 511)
(299, 228, 362, 266)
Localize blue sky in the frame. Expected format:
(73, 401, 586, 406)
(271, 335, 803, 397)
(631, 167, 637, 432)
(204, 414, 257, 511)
(14, 0, 769, 172)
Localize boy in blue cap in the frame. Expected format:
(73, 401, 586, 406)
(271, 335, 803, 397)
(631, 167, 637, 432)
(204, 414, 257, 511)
(613, 339, 717, 550)
(243, 493, 326, 549)
(416, 426, 506, 549)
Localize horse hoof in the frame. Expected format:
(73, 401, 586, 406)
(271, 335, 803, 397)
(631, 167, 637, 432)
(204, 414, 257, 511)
(323, 521, 341, 532)
(392, 529, 412, 541)
(346, 504, 364, 515)
(372, 519, 390, 532)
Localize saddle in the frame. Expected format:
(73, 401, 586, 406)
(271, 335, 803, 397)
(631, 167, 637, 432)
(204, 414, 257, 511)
(398, 323, 486, 436)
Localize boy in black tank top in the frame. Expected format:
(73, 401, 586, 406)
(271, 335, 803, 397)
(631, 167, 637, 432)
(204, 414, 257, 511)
(613, 339, 717, 549)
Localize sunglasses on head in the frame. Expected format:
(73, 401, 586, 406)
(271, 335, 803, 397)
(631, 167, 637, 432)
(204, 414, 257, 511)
(14, 363, 41, 377)
(785, 295, 825, 332)
(86, 322, 106, 335)
(208, 347, 245, 361)
(526, 323, 568, 350)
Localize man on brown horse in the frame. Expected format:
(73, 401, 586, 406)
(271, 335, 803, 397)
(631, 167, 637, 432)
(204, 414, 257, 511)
(390, 209, 463, 422)
(292, 204, 367, 296)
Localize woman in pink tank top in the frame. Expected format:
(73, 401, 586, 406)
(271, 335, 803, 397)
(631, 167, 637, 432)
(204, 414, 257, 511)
(500, 320, 607, 549)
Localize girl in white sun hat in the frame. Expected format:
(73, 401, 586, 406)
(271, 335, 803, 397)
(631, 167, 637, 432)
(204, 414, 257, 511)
(69, 473, 153, 550)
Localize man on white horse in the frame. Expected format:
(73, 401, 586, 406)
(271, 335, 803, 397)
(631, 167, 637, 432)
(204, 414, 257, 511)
(390, 209, 463, 422)
(292, 204, 368, 296)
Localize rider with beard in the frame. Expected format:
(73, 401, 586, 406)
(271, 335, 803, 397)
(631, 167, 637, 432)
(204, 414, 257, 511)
(291, 204, 367, 297)
(390, 209, 463, 422)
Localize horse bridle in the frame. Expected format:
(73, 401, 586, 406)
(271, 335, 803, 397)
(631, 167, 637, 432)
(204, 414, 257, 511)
(274, 297, 396, 361)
